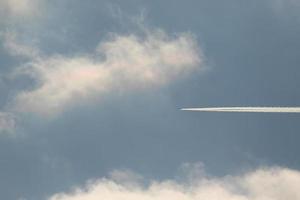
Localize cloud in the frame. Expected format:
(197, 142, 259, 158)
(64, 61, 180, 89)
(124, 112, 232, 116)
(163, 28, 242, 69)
(0, 112, 15, 134)
(1, 31, 40, 58)
(48, 166, 300, 200)
(0, 0, 42, 19)
(270, 0, 300, 14)
(12, 29, 202, 116)
(273, 0, 300, 7)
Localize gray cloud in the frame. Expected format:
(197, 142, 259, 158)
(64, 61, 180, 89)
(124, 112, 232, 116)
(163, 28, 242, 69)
(0, 112, 15, 134)
(1, 31, 40, 59)
(0, 0, 43, 19)
(270, 0, 300, 16)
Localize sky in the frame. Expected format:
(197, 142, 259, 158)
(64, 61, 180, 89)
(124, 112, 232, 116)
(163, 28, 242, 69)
(1, 0, 300, 199)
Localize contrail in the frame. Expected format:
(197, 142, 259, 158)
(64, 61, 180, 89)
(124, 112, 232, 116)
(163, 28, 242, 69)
(181, 107, 300, 113)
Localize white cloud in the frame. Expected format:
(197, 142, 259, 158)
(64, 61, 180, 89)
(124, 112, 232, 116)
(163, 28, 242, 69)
(0, 112, 15, 134)
(12, 29, 202, 116)
(48, 166, 300, 200)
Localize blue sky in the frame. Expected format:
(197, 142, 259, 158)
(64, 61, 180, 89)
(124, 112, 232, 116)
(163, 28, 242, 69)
(1, 0, 300, 199)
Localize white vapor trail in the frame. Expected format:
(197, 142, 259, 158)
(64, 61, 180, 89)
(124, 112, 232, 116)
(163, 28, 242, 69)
(181, 107, 300, 113)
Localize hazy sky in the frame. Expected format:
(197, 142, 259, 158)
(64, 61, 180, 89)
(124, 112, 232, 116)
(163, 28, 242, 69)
(1, 0, 300, 199)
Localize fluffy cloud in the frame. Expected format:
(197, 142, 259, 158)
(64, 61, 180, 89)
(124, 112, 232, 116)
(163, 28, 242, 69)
(12, 30, 202, 116)
(48, 167, 300, 200)
(0, 112, 15, 134)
